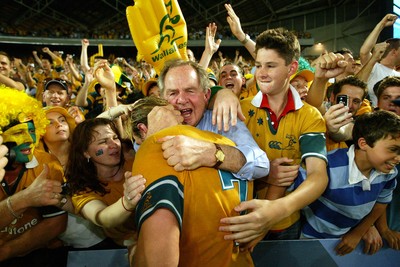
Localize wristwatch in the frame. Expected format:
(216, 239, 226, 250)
(213, 143, 225, 169)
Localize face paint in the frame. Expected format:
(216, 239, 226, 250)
(95, 149, 104, 156)
(3, 122, 35, 163)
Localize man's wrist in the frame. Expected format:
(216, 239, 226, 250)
(240, 34, 250, 45)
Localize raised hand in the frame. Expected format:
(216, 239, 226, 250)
(205, 22, 221, 55)
(380, 14, 398, 28)
(93, 59, 115, 90)
(313, 52, 347, 79)
(81, 38, 90, 48)
(225, 3, 245, 40)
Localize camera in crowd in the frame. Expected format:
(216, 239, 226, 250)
(4, 142, 16, 170)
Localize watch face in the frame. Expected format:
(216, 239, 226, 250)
(216, 150, 225, 162)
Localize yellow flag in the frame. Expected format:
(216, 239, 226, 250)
(126, 0, 188, 74)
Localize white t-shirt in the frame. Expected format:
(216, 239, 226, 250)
(59, 213, 106, 248)
(367, 63, 400, 106)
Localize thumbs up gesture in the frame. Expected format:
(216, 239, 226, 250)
(123, 171, 146, 211)
(23, 164, 63, 207)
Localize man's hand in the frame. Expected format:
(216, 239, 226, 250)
(212, 88, 245, 132)
(219, 198, 287, 249)
(266, 157, 299, 187)
(371, 42, 389, 62)
(42, 47, 50, 54)
(324, 103, 353, 134)
(158, 135, 214, 171)
(81, 38, 90, 48)
(313, 52, 347, 79)
(225, 4, 245, 41)
(146, 105, 183, 137)
(93, 59, 115, 90)
(204, 22, 221, 56)
(22, 164, 63, 207)
(379, 14, 398, 28)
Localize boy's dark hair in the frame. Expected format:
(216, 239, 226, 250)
(331, 75, 367, 100)
(255, 28, 300, 65)
(219, 61, 244, 77)
(382, 38, 400, 59)
(375, 76, 400, 100)
(353, 110, 400, 149)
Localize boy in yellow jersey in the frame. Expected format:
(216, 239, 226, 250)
(130, 97, 254, 267)
(219, 20, 329, 247)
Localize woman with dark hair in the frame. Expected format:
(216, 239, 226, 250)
(65, 118, 145, 256)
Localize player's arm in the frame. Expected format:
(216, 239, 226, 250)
(134, 208, 180, 267)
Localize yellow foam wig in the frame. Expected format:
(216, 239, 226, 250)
(0, 86, 48, 146)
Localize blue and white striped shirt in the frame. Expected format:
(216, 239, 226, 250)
(294, 146, 397, 238)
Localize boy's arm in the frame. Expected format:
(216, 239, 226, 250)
(134, 208, 180, 267)
(335, 203, 387, 256)
(219, 157, 327, 250)
(375, 209, 400, 250)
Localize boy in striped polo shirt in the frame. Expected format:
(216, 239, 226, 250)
(295, 110, 400, 255)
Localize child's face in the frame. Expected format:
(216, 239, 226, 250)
(255, 48, 295, 97)
(365, 136, 400, 173)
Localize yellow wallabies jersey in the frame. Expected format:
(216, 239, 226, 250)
(134, 125, 254, 267)
(240, 89, 327, 230)
(72, 159, 135, 246)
